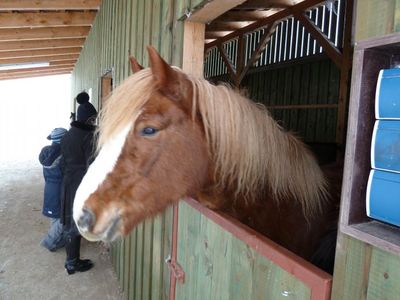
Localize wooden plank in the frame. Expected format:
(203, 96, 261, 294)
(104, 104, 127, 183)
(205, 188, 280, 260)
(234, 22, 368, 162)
(182, 21, 205, 77)
(142, 220, 154, 300)
(0, 47, 82, 58)
(0, 0, 101, 10)
(0, 12, 96, 28)
(0, 54, 78, 64)
(0, 70, 70, 80)
(355, 0, 395, 42)
(187, 0, 247, 23)
(0, 65, 73, 75)
(366, 247, 400, 299)
(0, 38, 85, 51)
(128, 228, 137, 299)
(134, 222, 144, 300)
(0, 26, 91, 41)
(331, 234, 372, 300)
(150, 214, 164, 300)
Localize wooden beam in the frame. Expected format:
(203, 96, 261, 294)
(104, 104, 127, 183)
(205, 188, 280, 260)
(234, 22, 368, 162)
(205, 31, 231, 40)
(0, 12, 96, 28)
(0, 54, 79, 64)
(205, 0, 325, 49)
(217, 43, 238, 83)
(236, 0, 295, 9)
(0, 26, 91, 41)
(0, 70, 71, 81)
(0, 47, 82, 58)
(0, 38, 85, 51)
(0, 0, 101, 10)
(336, 0, 354, 151)
(182, 21, 205, 77)
(294, 11, 342, 68)
(237, 23, 277, 84)
(186, 0, 247, 23)
(50, 60, 77, 66)
(214, 10, 277, 22)
(207, 21, 251, 32)
(0, 65, 73, 76)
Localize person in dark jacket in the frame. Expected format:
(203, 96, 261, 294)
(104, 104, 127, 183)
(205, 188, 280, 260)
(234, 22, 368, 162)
(39, 127, 67, 252)
(60, 91, 97, 275)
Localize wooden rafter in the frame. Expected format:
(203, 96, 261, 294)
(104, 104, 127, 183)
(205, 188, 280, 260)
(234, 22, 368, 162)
(0, 70, 71, 81)
(0, 65, 73, 76)
(205, 0, 325, 49)
(0, 0, 101, 11)
(293, 11, 342, 68)
(213, 11, 276, 22)
(236, 0, 294, 9)
(0, 12, 96, 28)
(237, 22, 277, 83)
(0, 26, 91, 41)
(0, 38, 85, 51)
(217, 44, 237, 83)
(0, 48, 82, 59)
(0, 54, 78, 64)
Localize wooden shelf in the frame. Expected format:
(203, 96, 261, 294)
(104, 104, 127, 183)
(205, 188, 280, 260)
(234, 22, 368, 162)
(340, 33, 400, 254)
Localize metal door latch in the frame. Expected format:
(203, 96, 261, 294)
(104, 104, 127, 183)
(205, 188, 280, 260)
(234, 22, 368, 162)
(165, 255, 185, 284)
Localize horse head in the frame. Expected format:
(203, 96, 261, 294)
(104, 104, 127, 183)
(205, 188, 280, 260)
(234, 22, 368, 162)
(73, 47, 210, 242)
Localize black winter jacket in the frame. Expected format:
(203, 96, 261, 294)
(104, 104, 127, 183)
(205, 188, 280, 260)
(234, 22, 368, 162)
(60, 121, 96, 226)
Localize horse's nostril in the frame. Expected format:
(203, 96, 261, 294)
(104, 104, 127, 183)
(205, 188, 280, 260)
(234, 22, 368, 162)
(77, 208, 96, 231)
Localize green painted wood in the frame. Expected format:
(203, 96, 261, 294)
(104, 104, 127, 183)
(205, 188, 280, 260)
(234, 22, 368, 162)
(331, 234, 372, 300)
(355, 0, 396, 42)
(176, 201, 312, 300)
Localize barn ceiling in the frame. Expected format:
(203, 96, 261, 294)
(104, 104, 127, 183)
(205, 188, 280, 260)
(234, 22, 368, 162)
(0, 0, 101, 81)
(204, 0, 321, 48)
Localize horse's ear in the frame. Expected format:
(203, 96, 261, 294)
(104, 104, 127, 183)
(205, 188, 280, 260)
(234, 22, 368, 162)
(147, 46, 181, 100)
(129, 56, 144, 73)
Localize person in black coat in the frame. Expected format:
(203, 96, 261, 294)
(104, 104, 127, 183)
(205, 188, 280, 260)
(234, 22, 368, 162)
(39, 127, 67, 252)
(60, 91, 97, 275)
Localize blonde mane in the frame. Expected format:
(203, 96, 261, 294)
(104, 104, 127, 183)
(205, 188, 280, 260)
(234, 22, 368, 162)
(98, 68, 328, 218)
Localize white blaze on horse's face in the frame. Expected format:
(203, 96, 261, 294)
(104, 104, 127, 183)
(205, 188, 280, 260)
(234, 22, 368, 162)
(73, 124, 133, 241)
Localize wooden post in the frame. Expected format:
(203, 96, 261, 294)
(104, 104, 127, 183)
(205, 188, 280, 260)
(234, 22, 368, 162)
(182, 21, 205, 76)
(336, 0, 355, 156)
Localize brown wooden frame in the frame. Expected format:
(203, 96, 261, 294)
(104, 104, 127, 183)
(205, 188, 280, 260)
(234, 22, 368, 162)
(340, 32, 400, 254)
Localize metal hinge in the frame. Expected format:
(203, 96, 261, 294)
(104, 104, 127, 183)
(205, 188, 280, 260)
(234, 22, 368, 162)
(165, 255, 185, 284)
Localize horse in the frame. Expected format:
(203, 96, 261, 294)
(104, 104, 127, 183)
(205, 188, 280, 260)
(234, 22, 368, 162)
(73, 46, 341, 273)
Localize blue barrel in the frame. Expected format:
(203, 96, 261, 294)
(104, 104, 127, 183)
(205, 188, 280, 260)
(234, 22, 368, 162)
(371, 120, 400, 172)
(376, 68, 400, 119)
(367, 169, 400, 227)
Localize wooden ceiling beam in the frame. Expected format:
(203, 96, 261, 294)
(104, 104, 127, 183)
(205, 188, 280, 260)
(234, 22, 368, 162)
(0, 38, 85, 51)
(214, 10, 279, 22)
(0, 47, 82, 59)
(0, 65, 73, 76)
(0, 54, 79, 64)
(0, 26, 91, 41)
(236, 0, 301, 9)
(0, 70, 71, 81)
(207, 21, 252, 32)
(0, 12, 96, 28)
(50, 60, 77, 66)
(205, 0, 325, 49)
(0, 0, 101, 11)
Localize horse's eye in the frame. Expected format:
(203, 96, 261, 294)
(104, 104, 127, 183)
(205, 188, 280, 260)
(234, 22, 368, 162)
(140, 127, 158, 136)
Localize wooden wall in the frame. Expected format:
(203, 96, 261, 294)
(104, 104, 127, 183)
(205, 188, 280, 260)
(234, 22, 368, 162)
(332, 1, 400, 300)
(70, 0, 205, 298)
(354, 0, 400, 42)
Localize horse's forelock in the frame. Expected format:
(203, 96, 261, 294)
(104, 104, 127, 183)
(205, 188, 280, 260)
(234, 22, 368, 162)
(97, 69, 156, 151)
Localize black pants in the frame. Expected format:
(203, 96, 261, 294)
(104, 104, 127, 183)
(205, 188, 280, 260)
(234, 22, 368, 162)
(64, 221, 81, 264)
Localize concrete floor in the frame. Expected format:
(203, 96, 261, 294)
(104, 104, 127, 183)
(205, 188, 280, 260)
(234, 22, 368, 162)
(0, 160, 123, 299)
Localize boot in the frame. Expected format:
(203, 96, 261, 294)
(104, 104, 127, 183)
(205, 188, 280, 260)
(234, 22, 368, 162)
(64, 235, 93, 275)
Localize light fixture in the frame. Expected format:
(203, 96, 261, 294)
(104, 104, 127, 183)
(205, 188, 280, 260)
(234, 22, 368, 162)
(0, 62, 50, 71)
